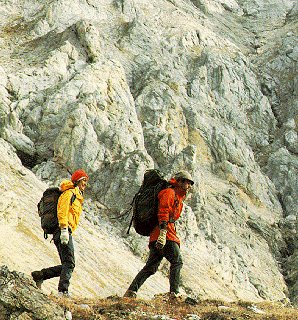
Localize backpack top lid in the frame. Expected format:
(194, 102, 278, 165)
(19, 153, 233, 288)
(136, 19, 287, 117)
(142, 169, 165, 188)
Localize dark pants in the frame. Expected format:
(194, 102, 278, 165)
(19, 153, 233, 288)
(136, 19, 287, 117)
(128, 241, 183, 294)
(41, 229, 75, 293)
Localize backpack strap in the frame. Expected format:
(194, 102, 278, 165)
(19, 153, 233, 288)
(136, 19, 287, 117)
(127, 208, 134, 235)
(70, 192, 76, 205)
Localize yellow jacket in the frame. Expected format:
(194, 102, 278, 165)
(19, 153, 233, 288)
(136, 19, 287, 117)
(57, 180, 84, 232)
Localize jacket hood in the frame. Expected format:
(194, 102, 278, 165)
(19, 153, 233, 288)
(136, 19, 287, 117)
(59, 179, 75, 192)
(169, 177, 179, 187)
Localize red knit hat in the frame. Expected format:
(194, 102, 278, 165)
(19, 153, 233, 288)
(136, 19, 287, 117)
(71, 169, 89, 183)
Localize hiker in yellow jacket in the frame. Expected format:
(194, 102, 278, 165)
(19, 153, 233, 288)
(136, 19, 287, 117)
(31, 169, 89, 297)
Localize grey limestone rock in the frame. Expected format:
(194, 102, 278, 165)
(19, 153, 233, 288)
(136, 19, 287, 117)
(0, 0, 297, 305)
(0, 265, 65, 320)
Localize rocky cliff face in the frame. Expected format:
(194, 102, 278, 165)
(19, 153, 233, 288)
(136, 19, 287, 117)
(0, 266, 65, 319)
(0, 0, 297, 304)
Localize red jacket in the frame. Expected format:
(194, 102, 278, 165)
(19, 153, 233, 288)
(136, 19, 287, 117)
(149, 179, 186, 245)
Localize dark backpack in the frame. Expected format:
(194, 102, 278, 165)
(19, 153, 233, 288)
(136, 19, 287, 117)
(128, 169, 170, 236)
(37, 187, 76, 239)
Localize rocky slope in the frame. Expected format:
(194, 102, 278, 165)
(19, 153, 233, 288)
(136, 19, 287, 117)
(1, 266, 297, 320)
(0, 0, 297, 305)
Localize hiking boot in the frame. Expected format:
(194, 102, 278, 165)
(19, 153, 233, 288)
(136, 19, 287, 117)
(169, 292, 178, 299)
(31, 271, 44, 289)
(123, 289, 137, 298)
(185, 296, 199, 305)
(168, 292, 183, 302)
(58, 291, 70, 298)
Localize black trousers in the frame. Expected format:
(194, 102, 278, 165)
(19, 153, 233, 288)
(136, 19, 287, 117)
(41, 229, 75, 293)
(128, 240, 183, 294)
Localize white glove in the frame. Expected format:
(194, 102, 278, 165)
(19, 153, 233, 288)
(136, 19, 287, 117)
(60, 228, 69, 245)
(155, 229, 167, 250)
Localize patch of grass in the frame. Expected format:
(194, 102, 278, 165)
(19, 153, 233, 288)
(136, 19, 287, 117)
(50, 295, 298, 320)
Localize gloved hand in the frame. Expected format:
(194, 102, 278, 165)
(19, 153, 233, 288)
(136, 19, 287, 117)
(60, 228, 69, 245)
(155, 229, 167, 250)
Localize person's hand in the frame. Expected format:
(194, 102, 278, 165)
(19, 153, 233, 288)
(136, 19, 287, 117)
(60, 228, 69, 245)
(155, 229, 167, 250)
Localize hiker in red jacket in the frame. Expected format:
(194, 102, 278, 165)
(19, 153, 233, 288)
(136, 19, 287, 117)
(31, 169, 89, 297)
(124, 170, 194, 299)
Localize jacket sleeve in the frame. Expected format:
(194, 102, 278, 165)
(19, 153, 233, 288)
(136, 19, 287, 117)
(57, 190, 73, 229)
(157, 188, 175, 226)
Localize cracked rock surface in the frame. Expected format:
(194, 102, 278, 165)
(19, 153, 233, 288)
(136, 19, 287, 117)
(0, 0, 297, 306)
